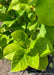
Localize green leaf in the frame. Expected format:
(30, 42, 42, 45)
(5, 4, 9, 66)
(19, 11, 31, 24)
(26, 52, 39, 69)
(0, 6, 6, 14)
(11, 49, 28, 72)
(11, 30, 29, 49)
(39, 24, 54, 45)
(4, 43, 22, 60)
(28, 22, 37, 31)
(8, 0, 31, 11)
(8, 0, 19, 11)
(0, 4, 2, 8)
(2, 18, 18, 27)
(38, 24, 46, 37)
(38, 56, 48, 70)
(0, 34, 9, 48)
(45, 26, 54, 45)
(30, 32, 39, 40)
(0, 13, 13, 22)
(27, 12, 38, 31)
(36, 0, 54, 26)
(30, 37, 53, 57)
(49, 63, 53, 68)
(16, 10, 25, 17)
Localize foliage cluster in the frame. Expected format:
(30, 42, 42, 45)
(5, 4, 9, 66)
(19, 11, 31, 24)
(0, 0, 54, 72)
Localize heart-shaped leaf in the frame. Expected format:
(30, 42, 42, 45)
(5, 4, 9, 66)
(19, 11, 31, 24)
(11, 30, 29, 49)
(30, 37, 53, 57)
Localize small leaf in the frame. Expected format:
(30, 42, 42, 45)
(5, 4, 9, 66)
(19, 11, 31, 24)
(2, 18, 18, 27)
(49, 63, 53, 68)
(8, 0, 19, 11)
(11, 30, 29, 49)
(38, 24, 46, 37)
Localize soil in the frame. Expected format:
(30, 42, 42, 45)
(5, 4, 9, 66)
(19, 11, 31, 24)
(0, 22, 2, 25)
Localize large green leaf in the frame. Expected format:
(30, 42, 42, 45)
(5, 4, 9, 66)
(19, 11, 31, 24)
(4, 43, 22, 60)
(11, 49, 28, 72)
(11, 30, 29, 49)
(30, 37, 53, 57)
(36, 0, 54, 26)
(38, 56, 48, 70)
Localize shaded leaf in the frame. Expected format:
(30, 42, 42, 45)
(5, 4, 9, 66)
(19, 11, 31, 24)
(0, 13, 13, 22)
(38, 56, 48, 70)
(0, 34, 9, 48)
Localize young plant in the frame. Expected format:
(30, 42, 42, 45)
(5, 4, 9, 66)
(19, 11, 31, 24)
(0, 0, 54, 72)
